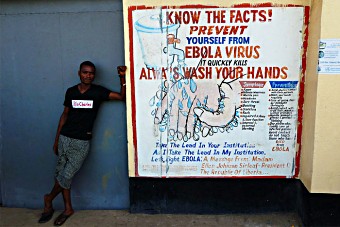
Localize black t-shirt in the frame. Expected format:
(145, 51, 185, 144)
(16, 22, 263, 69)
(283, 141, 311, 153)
(60, 84, 111, 140)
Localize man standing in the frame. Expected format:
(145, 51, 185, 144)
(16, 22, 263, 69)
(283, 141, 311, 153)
(38, 61, 126, 226)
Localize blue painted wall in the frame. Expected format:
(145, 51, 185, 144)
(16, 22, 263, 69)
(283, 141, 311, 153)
(0, 0, 129, 209)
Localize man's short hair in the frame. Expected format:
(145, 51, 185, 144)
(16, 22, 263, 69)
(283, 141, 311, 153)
(79, 61, 96, 72)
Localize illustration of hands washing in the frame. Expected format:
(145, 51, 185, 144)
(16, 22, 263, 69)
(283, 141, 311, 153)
(135, 14, 241, 142)
(149, 69, 241, 142)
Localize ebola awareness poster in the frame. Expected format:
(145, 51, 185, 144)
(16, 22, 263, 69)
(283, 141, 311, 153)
(127, 5, 307, 178)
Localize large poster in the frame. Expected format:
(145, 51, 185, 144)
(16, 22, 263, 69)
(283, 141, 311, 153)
(127, 5, 307, 177)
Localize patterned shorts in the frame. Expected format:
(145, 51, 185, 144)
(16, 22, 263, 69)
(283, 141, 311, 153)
(55, 135, 90, 189)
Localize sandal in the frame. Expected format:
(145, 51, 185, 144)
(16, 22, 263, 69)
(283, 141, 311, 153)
(38, 209, 54, 223)
(54, 212, 73, 226)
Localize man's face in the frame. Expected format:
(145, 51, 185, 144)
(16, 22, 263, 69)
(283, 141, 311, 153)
(79, 65, 95, 85)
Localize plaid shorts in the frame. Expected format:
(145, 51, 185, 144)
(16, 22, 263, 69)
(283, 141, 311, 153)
(55, 135, 90, 189)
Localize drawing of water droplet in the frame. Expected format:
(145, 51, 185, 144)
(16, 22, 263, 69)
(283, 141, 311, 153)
(178, 80, 182, 89)
(170, 74, 175, 83)
(151, 109, 156, 116)
(190, 78, 197, 93)
(197, 99, 201, 107)
(159, 124, 166, 132)
(181, 111, 188, 116)
(187, 97, 192, 108)
(182, 88, 188, 99)
(184, 78, 189, 84)
(178, 99, 183, 110)
(149, 96, 155, 106)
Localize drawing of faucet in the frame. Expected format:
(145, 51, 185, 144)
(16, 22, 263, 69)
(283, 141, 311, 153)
(163, 34, 185, 67)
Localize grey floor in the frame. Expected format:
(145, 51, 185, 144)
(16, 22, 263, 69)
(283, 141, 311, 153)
(0, 207, 303, 226)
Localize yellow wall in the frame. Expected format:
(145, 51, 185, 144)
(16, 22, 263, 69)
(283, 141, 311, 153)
(299, 0, 340, 194)
(299, 0, 320, 192)
(304, 0, 340, 193)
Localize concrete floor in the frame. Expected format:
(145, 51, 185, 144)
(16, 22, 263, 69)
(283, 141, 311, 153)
(0, 207, 303, 227)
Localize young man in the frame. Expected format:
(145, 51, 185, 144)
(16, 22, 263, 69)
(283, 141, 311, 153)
(38, 61, 126, 226)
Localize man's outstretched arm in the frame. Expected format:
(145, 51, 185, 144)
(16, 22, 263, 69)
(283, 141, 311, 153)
(109, 66, 126, 101)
